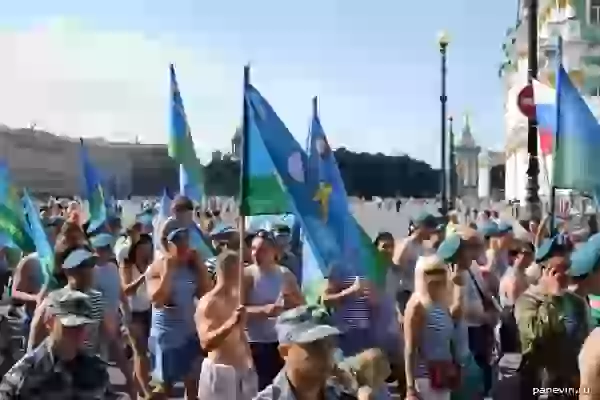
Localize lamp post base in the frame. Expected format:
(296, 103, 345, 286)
(524, 178, 542, 221)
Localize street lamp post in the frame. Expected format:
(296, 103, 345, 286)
(525, 0, 541, 220)
(448, 116, 456, 210)
(438, 31, 450, 216)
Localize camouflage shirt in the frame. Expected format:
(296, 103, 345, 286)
(253, 370, 357, 400)
(0, 339, 117, 400)
(515, 285, 589, 386)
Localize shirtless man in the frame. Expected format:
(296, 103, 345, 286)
(196, 250, 258, 400)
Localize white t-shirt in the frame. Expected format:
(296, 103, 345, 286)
(128, 265, 151, 312)
(114, 237, 131, 266)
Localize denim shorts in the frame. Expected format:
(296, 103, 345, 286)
(150, 334, 202, 384)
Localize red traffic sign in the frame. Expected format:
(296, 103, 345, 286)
(517, 84, 535, 119)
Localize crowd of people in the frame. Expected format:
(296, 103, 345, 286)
(0, 194, 598, 399)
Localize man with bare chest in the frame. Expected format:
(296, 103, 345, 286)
(196, 251, 258, 400)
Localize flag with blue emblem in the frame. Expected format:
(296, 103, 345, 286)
(0, 162, 33, 252)
(307, 97, 383, 285)
(169, 64, 204, 202)
(244, 84, 350, 281)
(79, 138, 107, 232)
(22, 189, 53, 283)
(534, 37, 600, 192)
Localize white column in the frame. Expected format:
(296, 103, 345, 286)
(516, 148, 528, 204)
(478, 164, 490, 198)
(504, 151, 513, 200)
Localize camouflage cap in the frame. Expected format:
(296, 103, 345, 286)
(46, 289, 94, 327)
(276, 305, 340, 345)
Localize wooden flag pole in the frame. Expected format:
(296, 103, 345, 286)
(238, 65, 250, 300)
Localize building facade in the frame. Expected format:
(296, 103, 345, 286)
(501, 0, 600, 203)
(454, 114, 481, 200)
(479, 150, 506, 200)
(0, 127, 177, 197)
(449, 114, 504, 203)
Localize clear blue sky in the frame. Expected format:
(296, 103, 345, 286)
(0, 0, 517, 167)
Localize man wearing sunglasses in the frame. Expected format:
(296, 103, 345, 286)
(499, 241, 534, 309)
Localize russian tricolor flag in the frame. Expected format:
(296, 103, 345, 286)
(532, 79, 556, 156)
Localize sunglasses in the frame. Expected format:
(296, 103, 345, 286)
(255, 230, 276, 241)
(509, 249, 533, 257)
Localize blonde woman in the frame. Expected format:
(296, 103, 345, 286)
(403, 255, 458, 400)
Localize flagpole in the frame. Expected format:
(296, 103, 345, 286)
(549, 36, 563, 235)
(239, 65, 250, 298)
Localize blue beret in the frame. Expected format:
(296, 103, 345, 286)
(90, 233, 115, 249)
(413, 212, 437, 228)
(569, 239, 600, 277)
(436, 234, 462, 262)
(535, 235, 561, 263)
(588, 233, 600, 244)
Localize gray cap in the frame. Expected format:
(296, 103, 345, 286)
(46, 290, 94, 327)
(276, 305, 340, 345)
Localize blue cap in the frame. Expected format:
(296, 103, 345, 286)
(276, 305, 340, 344)
(436, 234, 462, 262)
(569, 239, 600, 277)
(136, 212, 153, 225)
(497, 221, 513, 234)
(209, 224, 236, 238)
(62, 249, 96, 269)
(90, 233, 115, 249)
(478, 222, 500, 238)
(535, 235, 562, 263)
(166, 227, 188, 242)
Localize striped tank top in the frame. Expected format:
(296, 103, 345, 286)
(415, 301, 454, 378)
(329, 268, 370, 331)
(245, 264, 287, 343)
(93, 262, 122, 314)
